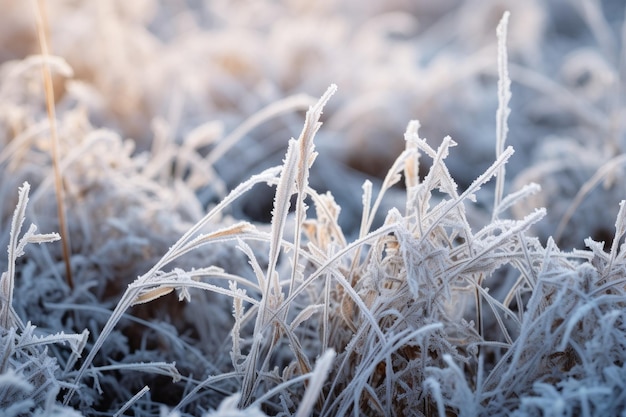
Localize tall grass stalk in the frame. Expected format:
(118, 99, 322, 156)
(34, 0, 73, 289)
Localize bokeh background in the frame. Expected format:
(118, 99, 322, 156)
(2, 0, 625, 249)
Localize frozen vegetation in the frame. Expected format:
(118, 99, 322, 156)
(1, 1, 626, 416)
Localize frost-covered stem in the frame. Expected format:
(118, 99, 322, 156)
(288, 84, 336, 305)
(606, 200, 626, 275)
(1, 185, 28, 329)
(241, 85, 336, 408)
(112, 386, 149, 417)
(493, 11, 511, 220)
(475, 273, 484, 342)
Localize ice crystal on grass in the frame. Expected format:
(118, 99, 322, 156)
(0, 184, 88, 416)
(2, 2, 626, 417)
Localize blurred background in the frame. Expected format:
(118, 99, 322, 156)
(1, 0, 625, 249)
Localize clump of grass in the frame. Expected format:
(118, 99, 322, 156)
(0, 182, 88, 416)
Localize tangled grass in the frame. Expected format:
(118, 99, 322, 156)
(2, 2, 626, 417)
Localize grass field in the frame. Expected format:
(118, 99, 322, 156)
(2, 1, 626, 416)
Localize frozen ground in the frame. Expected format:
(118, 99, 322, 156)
(1, 1, 626, 416)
